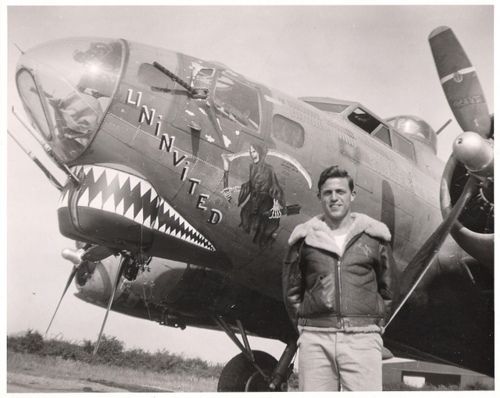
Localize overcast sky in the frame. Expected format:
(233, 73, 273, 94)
(5, 5, 494, 364)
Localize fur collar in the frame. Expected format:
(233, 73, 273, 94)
(288, 213, 391, 256)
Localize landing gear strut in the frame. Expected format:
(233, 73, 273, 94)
(214, 315, 297, 392)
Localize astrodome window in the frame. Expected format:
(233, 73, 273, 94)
(213, 72, 260, 131)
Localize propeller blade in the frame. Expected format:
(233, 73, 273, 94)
(92, 255, 128, 357)
(386, 176, 479, 328)
(45, 265, 78, 335)
(429, 26, 491, 137)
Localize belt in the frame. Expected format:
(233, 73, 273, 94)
(298, 315, 384, 328)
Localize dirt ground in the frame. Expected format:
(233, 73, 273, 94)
(7, 371, 173, 393)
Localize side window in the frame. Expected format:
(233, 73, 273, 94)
(272, 114, 305, 148)
(392, 132, 415, 160)
(373, 125, 391, 146)
(214, 73, 260, 131)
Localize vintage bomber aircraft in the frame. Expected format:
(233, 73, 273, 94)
(10, 26, 493, 390)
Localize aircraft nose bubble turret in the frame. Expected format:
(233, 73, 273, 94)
(453, 131, 493, 178)
(16, 37, 126, 162)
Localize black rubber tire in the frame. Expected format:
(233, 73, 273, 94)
(217, 350, 278, 392)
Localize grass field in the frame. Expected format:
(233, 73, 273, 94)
(8, 350, 218, 392)
(6, 331, 493, 392)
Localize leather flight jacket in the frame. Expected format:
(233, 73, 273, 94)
(282, 213, 396, 330)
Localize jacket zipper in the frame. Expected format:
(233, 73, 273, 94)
(337, 234, 362, 318)
(336, 257, 342, 318)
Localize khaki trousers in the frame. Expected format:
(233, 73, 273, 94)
(298, 328, 383, 391)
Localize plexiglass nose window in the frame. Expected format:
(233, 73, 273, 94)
(16, 38, 125, 161)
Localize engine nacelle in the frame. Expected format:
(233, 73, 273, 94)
(72, 254, 295, 341)
(440, 155, 494, 269)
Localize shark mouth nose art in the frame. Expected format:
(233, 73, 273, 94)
(58, 165, 215, 251)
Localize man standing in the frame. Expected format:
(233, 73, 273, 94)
(283, 165, 395, 391)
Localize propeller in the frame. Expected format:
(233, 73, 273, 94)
(386, 26, 493, 328)
(45, 244, 114, 335)
(386, 177, 479, 328)
(429, 26, 491, 138)
(430, 26, 494, 250)
(45, 249, 84, 335)
(92, 253, 130, 357)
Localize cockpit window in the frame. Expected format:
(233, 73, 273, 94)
(348, 107, 380, 134)
(16, 38, 125, 161)
(213, 72, 260, 131)
(348, 107, 395, 148)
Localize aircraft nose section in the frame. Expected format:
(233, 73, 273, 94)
(15, 37, 126, 162)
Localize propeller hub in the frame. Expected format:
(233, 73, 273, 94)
(61, 248, 85, 265)
(452, 131, 493, 177)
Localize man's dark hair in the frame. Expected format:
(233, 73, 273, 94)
(317, 165, 354, 192)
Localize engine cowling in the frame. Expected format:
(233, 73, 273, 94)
(440, 153, 494, 268)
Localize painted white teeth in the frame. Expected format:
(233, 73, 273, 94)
(139, 182, 149, 197)
(115, 198, 124, 215)
(102, 194, 115, 213)
(117, 173, 128, 189)
(124, 204, 135, 221)
(92, 166, 105, 183)
(102, 169, 110, 185)
(89, 191, 103, 209)
(66, 165, 215, 251)
(134, 208, 144, 224)
(128, 175, 141, 192)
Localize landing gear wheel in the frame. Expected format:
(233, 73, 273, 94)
(217, 350, 281, 392)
